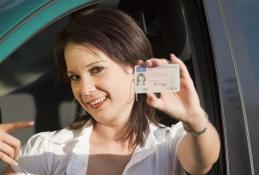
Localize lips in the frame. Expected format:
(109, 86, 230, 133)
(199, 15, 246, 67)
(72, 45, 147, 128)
(87, 96, 107, 109)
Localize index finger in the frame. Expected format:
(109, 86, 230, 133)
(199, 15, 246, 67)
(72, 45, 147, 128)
(0, 121, 34, 133)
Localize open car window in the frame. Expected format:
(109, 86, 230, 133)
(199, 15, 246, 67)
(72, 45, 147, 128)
(0, 1, 227, 174)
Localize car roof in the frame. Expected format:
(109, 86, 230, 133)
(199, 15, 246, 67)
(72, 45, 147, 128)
(0, 0, 49, 39)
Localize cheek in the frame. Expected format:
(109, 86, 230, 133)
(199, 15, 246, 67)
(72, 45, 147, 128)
(98, 72, 130, 95)
(95, 76, 114, 94)
(70, 83, 79, 99)
(96, 69, 117, 87)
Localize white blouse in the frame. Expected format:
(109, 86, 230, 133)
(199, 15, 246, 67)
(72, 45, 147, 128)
(11, 121, 187, 175)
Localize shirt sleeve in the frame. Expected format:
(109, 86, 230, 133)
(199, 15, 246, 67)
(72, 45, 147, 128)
(168, 122, 187, 175)
(11, 132, 52, 175)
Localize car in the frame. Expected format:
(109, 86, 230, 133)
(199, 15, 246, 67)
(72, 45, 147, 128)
(0, 0, 258, 174)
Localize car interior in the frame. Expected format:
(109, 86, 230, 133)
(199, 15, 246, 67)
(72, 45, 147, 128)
(0, 0, 193, 131)
(0, 0, 223, 174)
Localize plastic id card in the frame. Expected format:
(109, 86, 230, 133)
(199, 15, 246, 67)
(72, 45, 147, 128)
(134, 64, 180, 94)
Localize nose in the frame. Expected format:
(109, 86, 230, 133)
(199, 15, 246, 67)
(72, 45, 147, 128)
(79, 77, 96, 96)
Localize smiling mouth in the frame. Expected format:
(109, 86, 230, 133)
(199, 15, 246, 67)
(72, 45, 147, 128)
(87, 96, 107, 109)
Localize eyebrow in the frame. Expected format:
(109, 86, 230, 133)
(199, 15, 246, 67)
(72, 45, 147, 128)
(67, 60, 105, 74)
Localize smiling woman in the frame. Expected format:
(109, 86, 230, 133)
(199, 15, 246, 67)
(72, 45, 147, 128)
(2, 7, 220, 175)
(55, 8, 157, 148)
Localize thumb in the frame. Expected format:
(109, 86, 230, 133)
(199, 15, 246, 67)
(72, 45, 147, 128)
(0, 121, 34, 133)
(146, 93, 164, 110)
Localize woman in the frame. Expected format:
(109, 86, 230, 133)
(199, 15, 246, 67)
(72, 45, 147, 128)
(3, 8, 220, 175)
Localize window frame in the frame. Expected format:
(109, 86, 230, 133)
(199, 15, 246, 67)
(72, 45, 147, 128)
(189, 0, 259, 174)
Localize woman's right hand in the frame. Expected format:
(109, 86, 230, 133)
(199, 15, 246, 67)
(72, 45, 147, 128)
(0, 121, 34, 165)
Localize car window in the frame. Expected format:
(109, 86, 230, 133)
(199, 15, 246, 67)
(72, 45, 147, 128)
(234, 0, 259, 86)
(0, 17, 69, 96)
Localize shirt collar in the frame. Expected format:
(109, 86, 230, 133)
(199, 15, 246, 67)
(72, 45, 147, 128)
(47, 120, 93, 144)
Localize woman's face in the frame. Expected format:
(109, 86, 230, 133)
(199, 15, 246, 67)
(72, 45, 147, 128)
(64, 43, 135, 125)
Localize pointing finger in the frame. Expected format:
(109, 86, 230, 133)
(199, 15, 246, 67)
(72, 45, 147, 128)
(0, 121, 34, 133)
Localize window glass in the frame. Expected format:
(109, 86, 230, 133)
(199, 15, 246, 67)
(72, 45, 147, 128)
(0, 17, 68, 96)
(234, 0, 259, 85)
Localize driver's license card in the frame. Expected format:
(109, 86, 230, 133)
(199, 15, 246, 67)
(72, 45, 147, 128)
(134, 64, 180, 94)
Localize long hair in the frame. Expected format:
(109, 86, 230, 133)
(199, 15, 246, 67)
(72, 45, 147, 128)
(54, 8, 159, 147)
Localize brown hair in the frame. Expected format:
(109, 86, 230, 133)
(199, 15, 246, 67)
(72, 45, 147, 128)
(54, 8, 159, 147)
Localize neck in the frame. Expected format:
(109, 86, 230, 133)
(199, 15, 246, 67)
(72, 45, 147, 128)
(91, 100, 135, 149)
(93, 119, 129, 143)
(93, 101, 134, 142)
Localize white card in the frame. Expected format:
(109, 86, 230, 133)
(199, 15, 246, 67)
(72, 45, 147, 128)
(134, 64, 180, 94)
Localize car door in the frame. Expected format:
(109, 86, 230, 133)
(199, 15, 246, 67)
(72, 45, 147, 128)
(183, 0, 259, 174)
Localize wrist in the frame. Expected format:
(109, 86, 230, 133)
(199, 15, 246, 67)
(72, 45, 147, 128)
(182, 110, 210, 136)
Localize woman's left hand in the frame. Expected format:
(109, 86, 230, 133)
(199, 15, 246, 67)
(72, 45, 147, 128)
(138, 54, 204, 124)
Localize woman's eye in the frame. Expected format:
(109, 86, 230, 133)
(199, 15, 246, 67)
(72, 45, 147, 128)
(90, 66, 105, 75)
(68, 75, 80, 81)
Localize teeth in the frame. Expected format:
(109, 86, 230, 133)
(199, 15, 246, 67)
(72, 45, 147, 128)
(89, 96, 106, 106)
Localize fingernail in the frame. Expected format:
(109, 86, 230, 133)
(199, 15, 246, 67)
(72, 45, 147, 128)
(28, 121, 34, 125)
(171, 54, 177, 58)
(13, 161, 18, 166)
